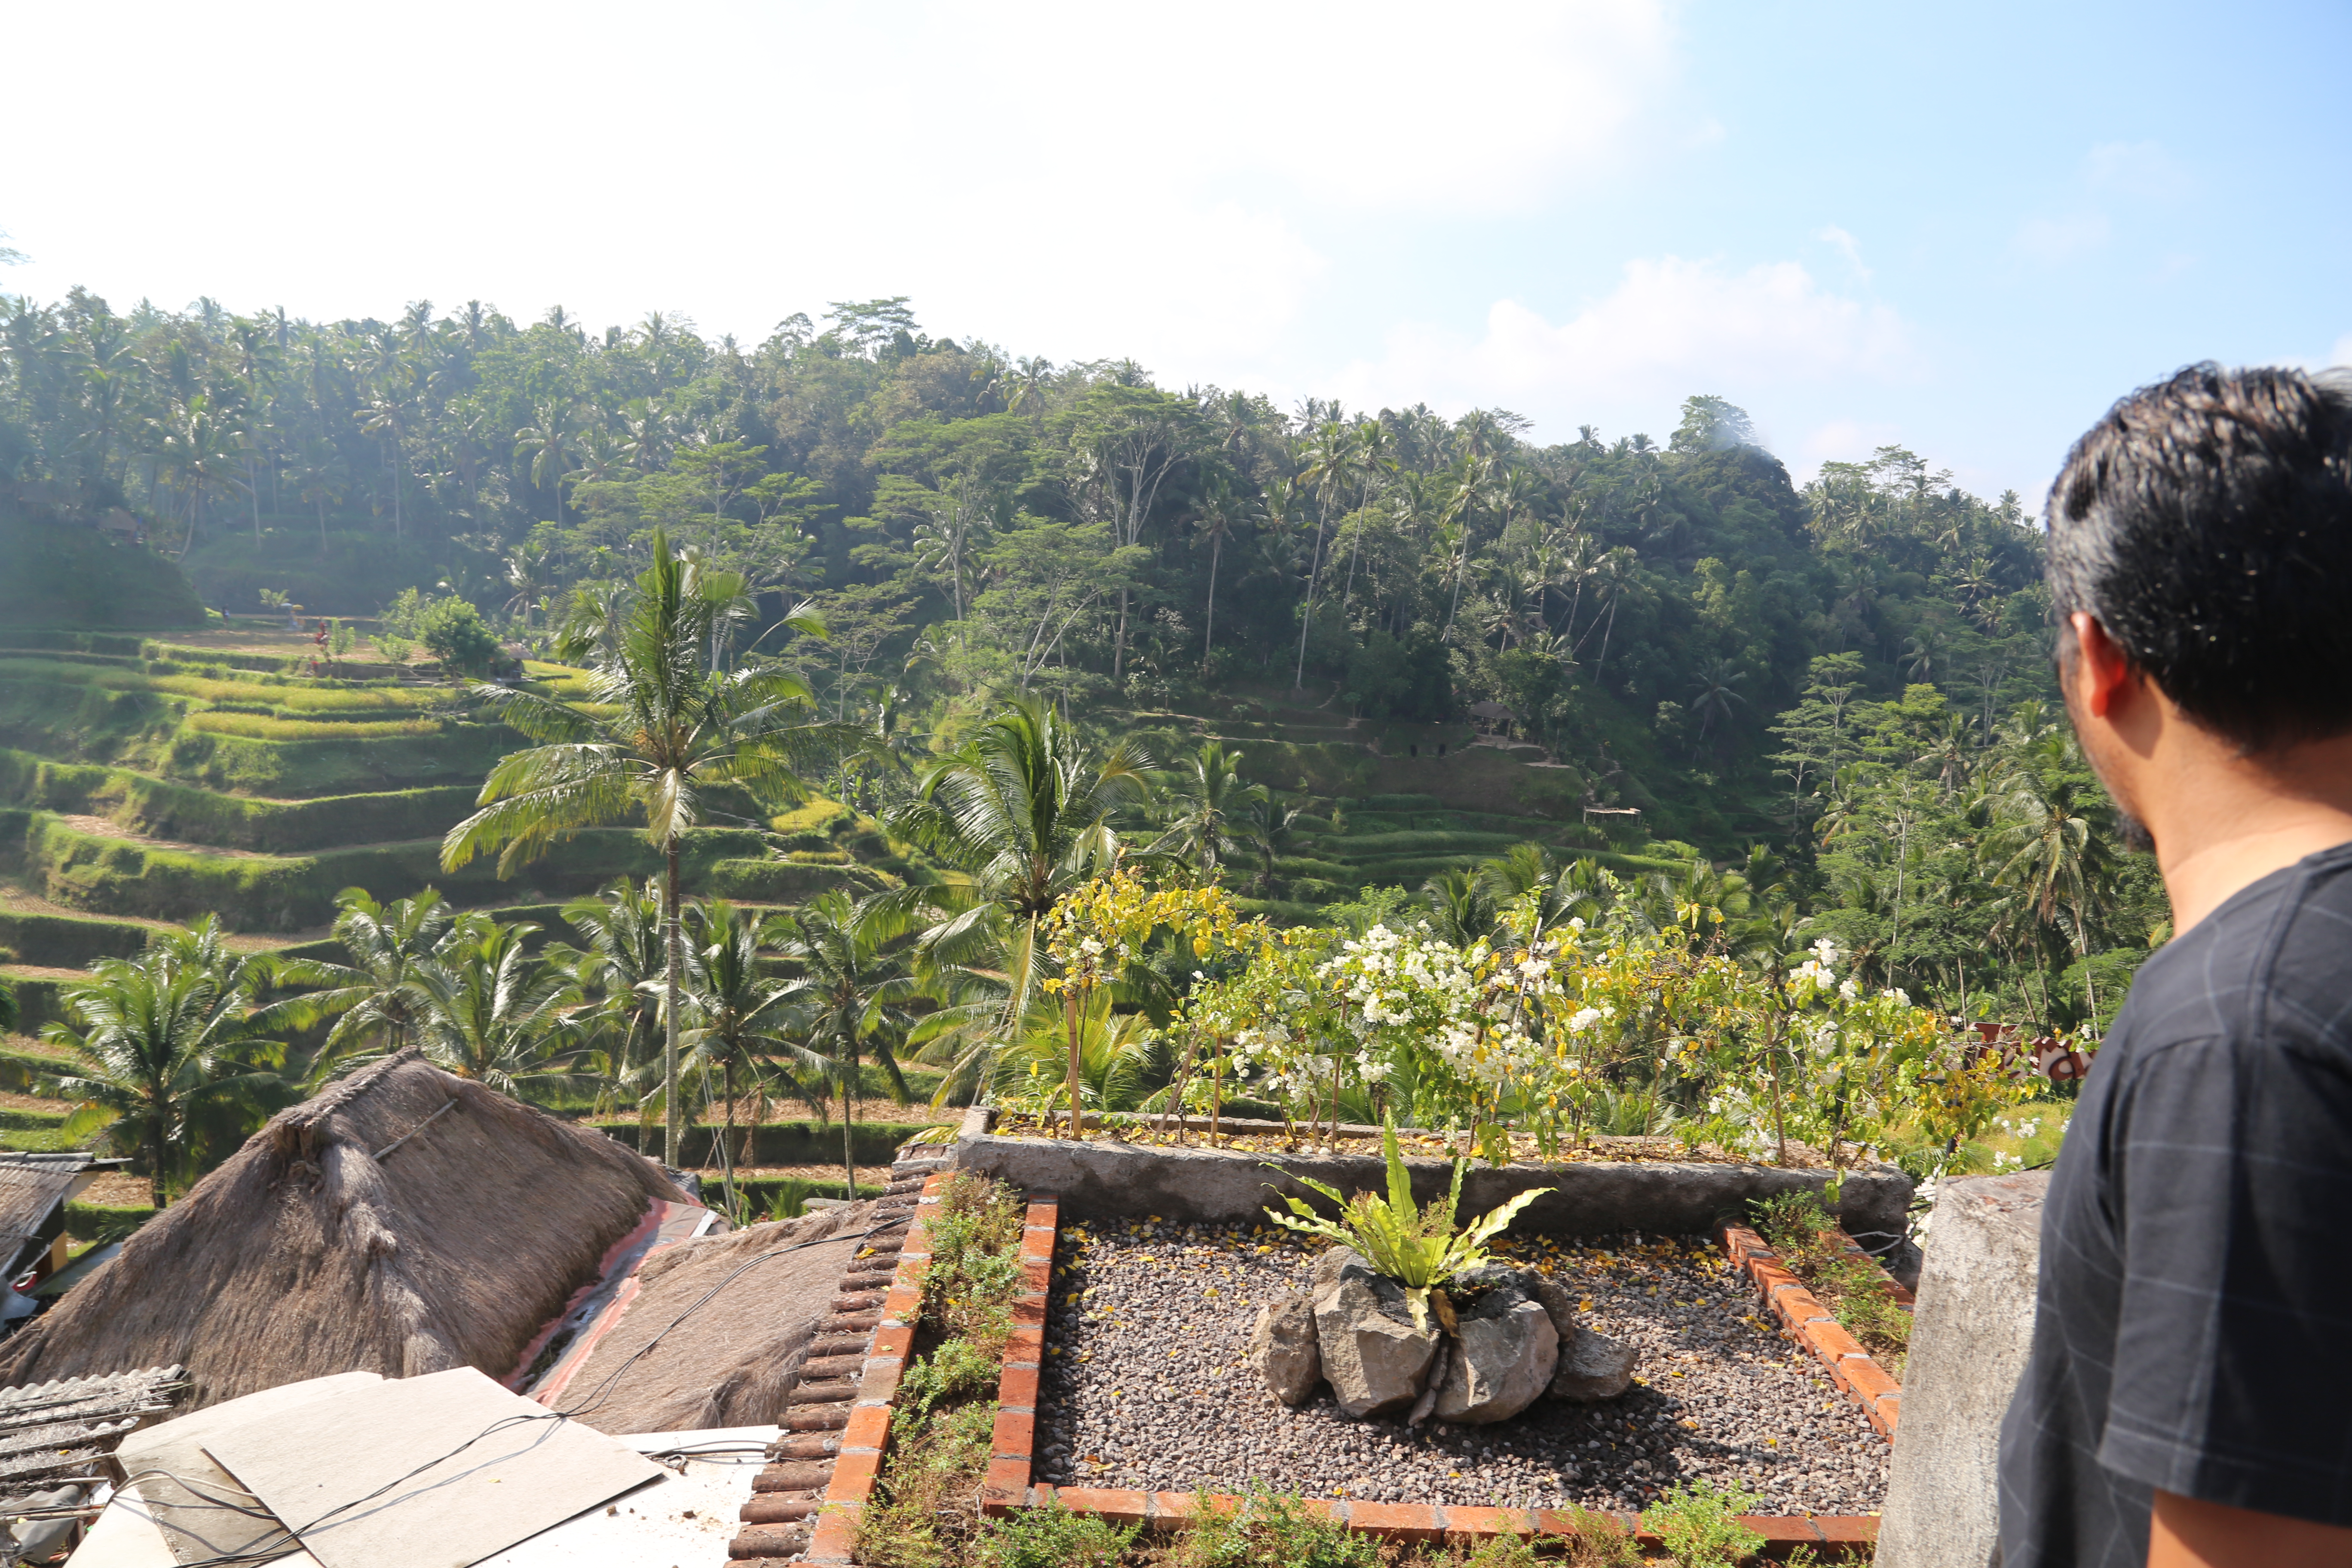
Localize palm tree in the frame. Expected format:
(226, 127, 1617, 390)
(440, 530, 858, 1165)
(771, 893, 921, 1201)
(404, 916, 578, 1093)
(1240, 796, 1303, 897)
(278, 888, 458, 1072)
(680, 900, 810, 1213)
(1191, 471, 1240, 669)
(884, 698, 1153, 1053)
(1689, 659, 1750, 747)
(554, 876, 670, 1112)
(514, 403, 576, 523)
(1152, 742, 1262, 883)
(1421, 869, 1500, 946)
(46, 919, 288, 1207)
(1985, 740, 2115, 957)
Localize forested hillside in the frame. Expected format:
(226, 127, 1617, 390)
(0, 290, 2161, 1033)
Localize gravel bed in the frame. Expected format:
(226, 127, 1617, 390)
(1034, 1219, 1890, 1515)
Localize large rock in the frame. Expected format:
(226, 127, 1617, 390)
(1517, 1266, 1636, 1401)
(1877, 1172, 2048, 1568)
(1311, 1250, 1439, 1418)
(1525, 1269, 1583, 1351)
(1433, 1270, 1558, 1424)
(1549, 1327, 1637, 1402)
(1248, 1290, 1322, 1406)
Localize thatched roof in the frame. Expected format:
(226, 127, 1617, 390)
(0, 1051, 689, 1409)
(549, 1200, 880, 1435)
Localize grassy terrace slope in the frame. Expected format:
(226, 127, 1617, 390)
(0, 620, 934, 1218)
(1117, 685, 1684, 919)
(0, 619, 913, 993)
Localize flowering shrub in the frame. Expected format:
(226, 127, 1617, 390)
(1026, 867, 2025, 1172)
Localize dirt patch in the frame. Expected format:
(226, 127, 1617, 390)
(53, 814, 270, 861)
(71, 1171, 149, 1208)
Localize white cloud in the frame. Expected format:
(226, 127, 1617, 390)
(1330, 254, 1916, 430)
(1816, 226, 1871, 283)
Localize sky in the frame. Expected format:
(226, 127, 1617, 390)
(4, 0, 2347, 503)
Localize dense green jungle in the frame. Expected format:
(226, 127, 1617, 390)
(0, 288, 2155, 1210)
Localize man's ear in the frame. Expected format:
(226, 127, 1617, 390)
(2067, 612, 2139, 720)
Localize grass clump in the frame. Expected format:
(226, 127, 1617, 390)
(1748, 1190, 1911, 1369)
(1170, 1488, 1379, 1568)
(1641, 1478, 1767, 1567)
(977, 1496, 1139, 1568)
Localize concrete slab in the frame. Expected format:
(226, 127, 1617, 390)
(200, 1368, 661, 1568)
(115, 1371, 381, 1566)
(73, 1424, 776, 1568)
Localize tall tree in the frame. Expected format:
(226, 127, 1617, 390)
(440, 530, 856, 1165)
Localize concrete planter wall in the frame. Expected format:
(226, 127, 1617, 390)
(952, 1108, 1912, 1244)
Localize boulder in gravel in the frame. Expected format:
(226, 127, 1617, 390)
(1433, 1269, 1559, 1424)
(1248, 1290, 1323, 1406)
(1547, 1324, 1637, 1402)
(1523, 1268, 1584, 1352)
(1311, 1253, 1439, 1418)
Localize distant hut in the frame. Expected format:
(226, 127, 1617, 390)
(0, 1051, 689, 1410)
(1467, 700, 1518, 736)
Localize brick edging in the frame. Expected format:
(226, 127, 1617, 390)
(801, 1171, 947, 1565)
(978, 1199, 1878, 1555)
(1721, 1222, 1908, 1439)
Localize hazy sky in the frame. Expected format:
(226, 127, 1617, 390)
(4, 1, 2346, 501)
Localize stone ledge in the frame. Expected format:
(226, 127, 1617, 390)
(955, 1111, 1911, 1242)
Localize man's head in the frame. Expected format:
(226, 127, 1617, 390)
(2048, 362, 2352, 754)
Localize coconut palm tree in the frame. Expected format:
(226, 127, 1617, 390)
(770, 892, 921, 1201)
(1151, 741, 1262, 883)
(278, 887, 459, 1072)
(440, 530, 859, 1165)
(882, 697, 1153, 1057)
(553, 876, 669, 1112)
(404, 916, 579, 1094)
(46, 919, 289, 1207)
(1985, 738, 2116, 955)
(1190, 470, 1241, 668)
(680, 899, 815, 1213)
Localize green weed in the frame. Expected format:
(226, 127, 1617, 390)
(1171, 1487, 1380, 1568)
(854, 1400, 995, 1568)
(976, 1497, 1139, 1568)
(1641, 1478, 1767, 1567)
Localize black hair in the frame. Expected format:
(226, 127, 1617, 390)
(2046, 361, 2352, 750)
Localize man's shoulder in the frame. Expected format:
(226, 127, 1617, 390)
(2111, 843, 2352, 1059)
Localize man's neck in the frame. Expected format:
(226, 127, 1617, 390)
(2150, 735, 2352, 934)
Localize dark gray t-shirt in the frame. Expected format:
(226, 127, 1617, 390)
(1999, 842, 2352, 1566)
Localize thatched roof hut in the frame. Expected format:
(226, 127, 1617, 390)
(548, 1201, 879, 1435)
(0, 1050, 689, 1409)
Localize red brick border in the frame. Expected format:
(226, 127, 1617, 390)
(986, 1197, 1878, 1556)
(1721, 1221, 1910, 1439)
(801, 1172, 947, 1565)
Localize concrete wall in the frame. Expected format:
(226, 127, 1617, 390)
(1877, 1172, 2049, 1568)
(951, 1115, 1912, 1242)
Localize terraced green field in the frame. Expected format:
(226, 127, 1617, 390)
(0, 622, 921, 1217)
